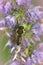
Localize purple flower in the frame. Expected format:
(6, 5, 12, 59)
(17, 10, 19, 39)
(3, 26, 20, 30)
(10, 61, 20, 65)
(39, 23, 43, 35)
(0, 15, 16, 28)
(26, 57, 33, 65)
(4, 2, 12, 14)
(0, 1, 11, 15)
(32, 22, 41, 35)
(32, 29, 39, 35)
(32, 22, 40, 29)
(26, 6, 43, 22)
(0, 0, 5, 4)
(5, 15, 16, 26)
(16, 0, 31, 7)
(40, 24, 43, 31)
(32, 35, 40, 41)
(36, 43, 43, 52)
(16, 0, 24, 5)
(33, 50, 43, 62)
(0, 19, 5, 27)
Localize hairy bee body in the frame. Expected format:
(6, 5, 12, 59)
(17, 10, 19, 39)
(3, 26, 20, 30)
(10, 23, 24, 45)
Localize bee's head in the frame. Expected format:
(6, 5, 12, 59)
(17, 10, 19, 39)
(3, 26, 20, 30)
(17, 26, 24, 35)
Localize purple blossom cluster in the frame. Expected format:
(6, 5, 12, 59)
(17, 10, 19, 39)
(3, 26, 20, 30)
(0, 0, 43, 65)
(26, 6, 43, 22)
(0, 1, 12, 15)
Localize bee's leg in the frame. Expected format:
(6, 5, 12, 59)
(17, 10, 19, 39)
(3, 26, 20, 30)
(20, 52, 27, 62)
(12, 53, 18, 61)
(12, 46, 21, 61)
(16, 46, 21, 54)
(20, 56, 26, 62)
(10, 46, 16, 53)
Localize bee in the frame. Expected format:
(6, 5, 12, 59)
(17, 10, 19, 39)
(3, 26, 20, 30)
(10, 21, 24, 46)
(9, 21, 27, 62)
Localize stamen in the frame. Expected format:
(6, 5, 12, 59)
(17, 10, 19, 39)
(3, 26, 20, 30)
(10, 47, 15, 53)
(12, 54, 17, 61)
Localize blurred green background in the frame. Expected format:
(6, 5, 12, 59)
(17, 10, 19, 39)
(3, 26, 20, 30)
(0, 31, 10, 65)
